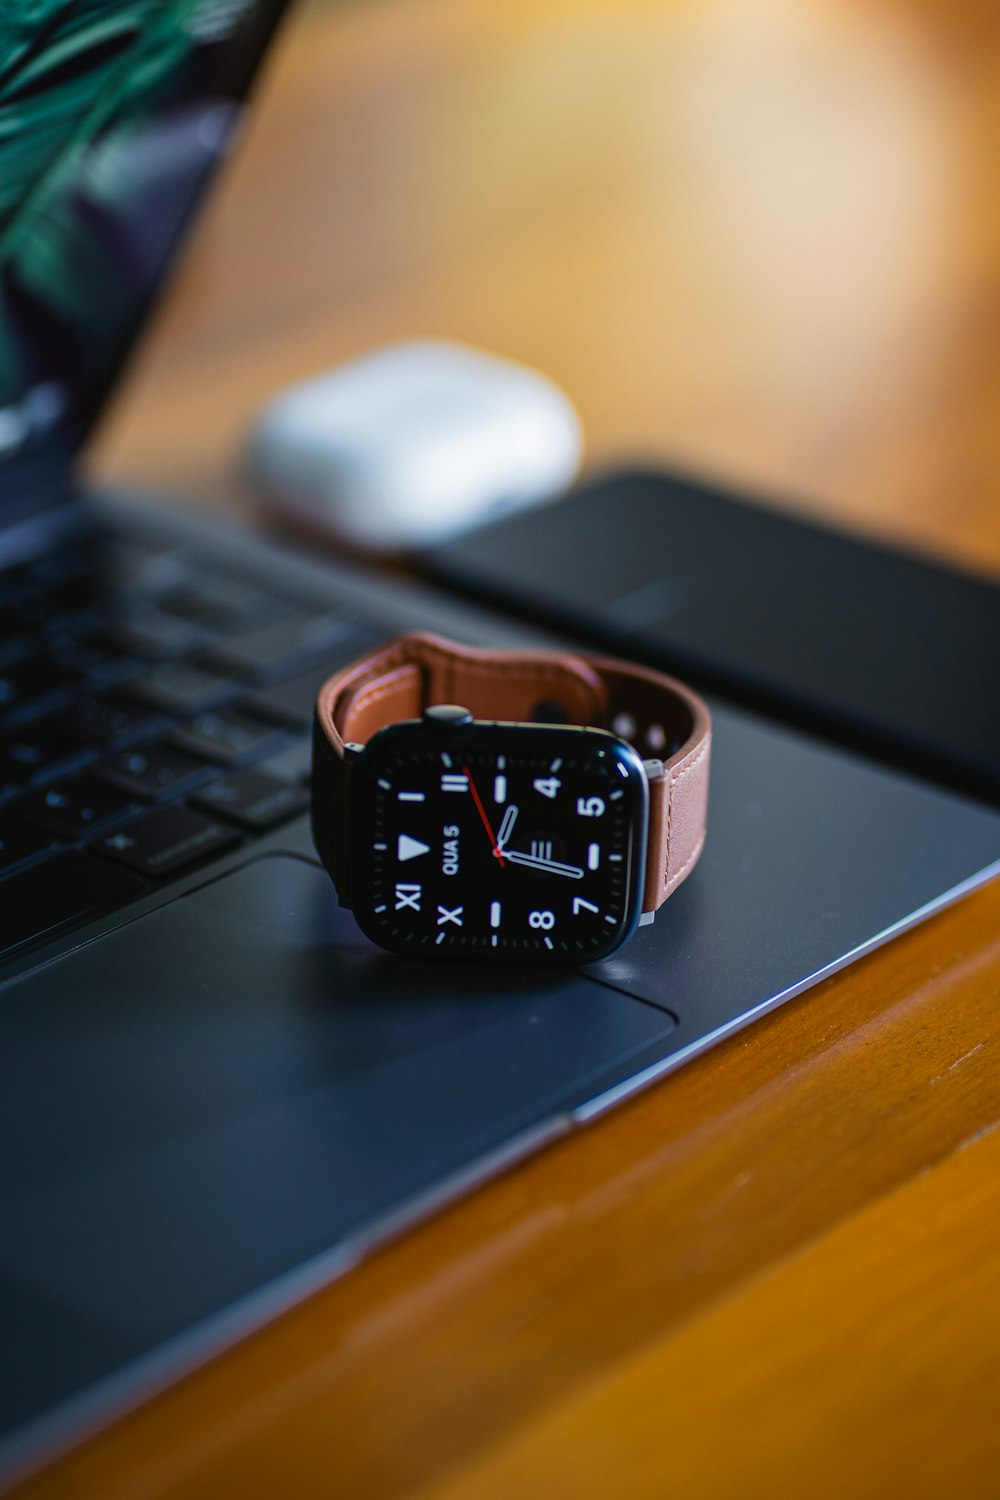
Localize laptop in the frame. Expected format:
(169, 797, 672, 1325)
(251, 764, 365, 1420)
(2, 0, 1000, 1482)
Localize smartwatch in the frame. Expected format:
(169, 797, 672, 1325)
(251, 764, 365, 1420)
(311, 633, 711, 962)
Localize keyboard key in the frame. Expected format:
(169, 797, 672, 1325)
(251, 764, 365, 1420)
(0, 744, 31, 796)
(158, 575, 288, 631)
(10, 775, 138, 840)
(99, 538, 196, 599)
(7, 582, 94, 629)
(167, 709, 285, 765)
(205, 612, 361, 682)
(0, 852, 143, 957)
(16, 551, 103, 621)
(95, 743, 211, 801)
(100, 611, 212, 660)
(22, 543, 96, 593)
(128, 663, 236, 715)
(1, 723, 93, 778)
(257, 737, 312, 785)
(191, 769, 309, 831)
(246, 662, 338, 729)
(93, 806, 240, 878)
(50, 692, 165, 748)
(0, 817, 51, 874)
(45, 628, 126, 679)
(0, 655, 81, 721)
(0, 616, 29, 668)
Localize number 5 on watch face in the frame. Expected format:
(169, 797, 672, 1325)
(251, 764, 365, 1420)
(351, 722, 649, 961)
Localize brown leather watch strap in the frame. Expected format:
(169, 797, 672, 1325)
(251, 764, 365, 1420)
(589, 653, 711, 912)
(312, 633, 711, 914)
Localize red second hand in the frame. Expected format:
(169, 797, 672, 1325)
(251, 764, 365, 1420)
(463, 766, 505, 868)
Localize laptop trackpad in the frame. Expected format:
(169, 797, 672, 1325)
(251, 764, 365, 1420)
(0, 854, 674, 1432)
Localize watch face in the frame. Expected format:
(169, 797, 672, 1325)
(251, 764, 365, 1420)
(350, 721, 648, 962)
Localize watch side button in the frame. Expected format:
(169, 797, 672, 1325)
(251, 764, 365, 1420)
(422, 704, 474, 730)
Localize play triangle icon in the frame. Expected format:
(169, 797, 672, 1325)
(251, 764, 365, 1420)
(398, 834, 431, 862)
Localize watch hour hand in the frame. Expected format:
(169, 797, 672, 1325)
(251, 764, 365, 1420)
(495, 804, 519, 852)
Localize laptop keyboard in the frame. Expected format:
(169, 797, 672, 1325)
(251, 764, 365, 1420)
(0, 526, 378, 961)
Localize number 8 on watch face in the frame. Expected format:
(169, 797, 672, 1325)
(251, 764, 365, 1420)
(352, 723, 649, 960)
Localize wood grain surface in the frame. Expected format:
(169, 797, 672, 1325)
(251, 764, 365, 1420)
(14, 0, 1000, 1495)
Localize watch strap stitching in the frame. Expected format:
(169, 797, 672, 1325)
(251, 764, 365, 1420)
(655, 734, 711, 908)
(664, 825, 707, 894)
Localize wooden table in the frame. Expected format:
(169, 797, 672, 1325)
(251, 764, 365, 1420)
(16, 1, 1000, 1494)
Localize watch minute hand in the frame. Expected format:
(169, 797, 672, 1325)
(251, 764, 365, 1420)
(503, 849, 584, 879)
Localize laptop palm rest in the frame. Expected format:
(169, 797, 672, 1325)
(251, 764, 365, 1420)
(0, 852, 677, 1445)
(3, 696, 1000, 1463)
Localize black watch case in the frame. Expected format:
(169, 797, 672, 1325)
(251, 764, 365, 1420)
(347, 714, 649, 962)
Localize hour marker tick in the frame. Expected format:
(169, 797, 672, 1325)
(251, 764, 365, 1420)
(494, 775, 507, 804)
(398, 791, 425, 802)
(490, 901, 502, 929)
(377, 778, 391, 790)
(587, 842, 601, 870)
